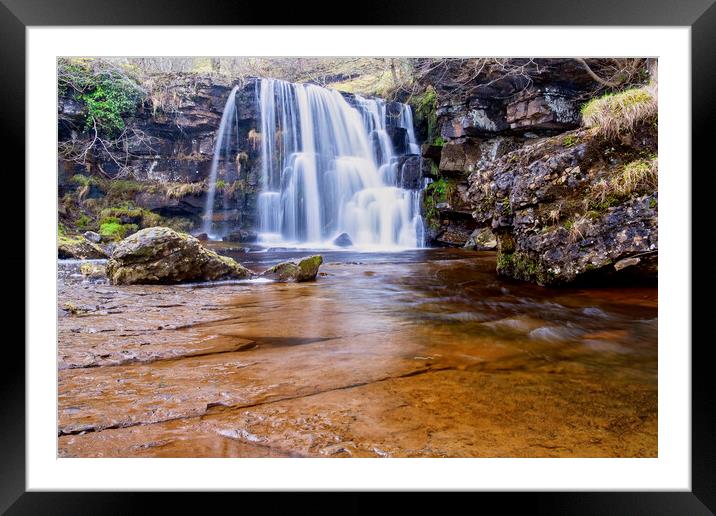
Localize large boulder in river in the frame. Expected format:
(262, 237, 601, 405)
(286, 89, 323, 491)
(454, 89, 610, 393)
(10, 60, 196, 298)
(106, 227, 252, 285)
(58, 235, 108, 259)
(261, 255, 323, 282)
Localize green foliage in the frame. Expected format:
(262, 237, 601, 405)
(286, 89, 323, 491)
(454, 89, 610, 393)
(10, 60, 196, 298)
(69, 174, 97, 187)
(497, 250, 554, 286)
(99, 220, 138, 240)
(588, 195, 621, 212)
(106, 180, 145, 199)
(649, 198, 658, 209)
(428, 177, 448, 199)
(433, 136, 445, 147)
(58, 58, 145, 137)
(422, 178, 453, 229)
(562, 134, 579, 147)
(215, 179, 227, 190)
(412, 86, 440, 145)
(75, 213, 92, 229)
(100, 203, 162, 228)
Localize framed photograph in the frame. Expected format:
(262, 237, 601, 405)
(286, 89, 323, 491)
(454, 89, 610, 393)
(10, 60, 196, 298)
(5, 0, 713, 512)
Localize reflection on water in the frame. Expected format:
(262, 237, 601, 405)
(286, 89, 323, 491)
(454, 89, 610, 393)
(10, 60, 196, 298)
(58, 248, 657, 457)
(217, 246, 657, 379)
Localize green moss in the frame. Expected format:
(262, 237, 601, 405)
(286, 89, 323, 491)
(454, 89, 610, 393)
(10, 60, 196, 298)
(75, 213, 92, 229)
(422, 177, 450, 228)
(563, 220, 574, 230)
(100, 203, 162, 228)
(496, 251, 514, 270)
(69, 174, 97, 187)
(412, 86, 440, 144)
(562, 134, 579, 147)
(99, 220, 138, 240)
(497, 250, 555, 286)
(106, 180, 145, 199)
(649, 198, 658, 209)
(588, 195, 621, 213)
(215, 179, 226, 190)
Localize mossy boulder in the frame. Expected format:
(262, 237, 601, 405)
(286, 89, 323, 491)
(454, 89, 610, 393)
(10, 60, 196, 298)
(58, 235, 108, 259)
(106, 226, 252, 285)
(261, 255, 323, 282)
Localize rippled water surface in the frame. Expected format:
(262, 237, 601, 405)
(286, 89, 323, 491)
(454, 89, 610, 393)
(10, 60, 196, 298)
(58, 248, 657, 457)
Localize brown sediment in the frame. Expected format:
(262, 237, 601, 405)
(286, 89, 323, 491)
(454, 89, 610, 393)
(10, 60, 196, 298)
(58, 249, 657, 458)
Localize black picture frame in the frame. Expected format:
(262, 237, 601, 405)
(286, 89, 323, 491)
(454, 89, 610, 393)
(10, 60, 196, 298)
(4, 0, 713, 512)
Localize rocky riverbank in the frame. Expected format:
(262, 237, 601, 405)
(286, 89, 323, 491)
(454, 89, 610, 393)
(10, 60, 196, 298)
(413, 58, 658, 285)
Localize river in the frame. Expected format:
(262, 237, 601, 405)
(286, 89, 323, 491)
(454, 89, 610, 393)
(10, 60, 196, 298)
(58, 248, 657, 457)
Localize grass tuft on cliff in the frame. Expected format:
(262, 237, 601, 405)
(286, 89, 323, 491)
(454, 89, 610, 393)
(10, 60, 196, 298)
(581, 87, 657, 139)
(611, 157, 658, 197)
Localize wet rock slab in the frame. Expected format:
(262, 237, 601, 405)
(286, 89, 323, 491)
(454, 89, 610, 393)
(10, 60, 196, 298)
(58, 249, 657, 458)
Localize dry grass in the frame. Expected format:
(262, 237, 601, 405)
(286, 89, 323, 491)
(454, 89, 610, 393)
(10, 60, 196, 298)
(165, 182, 206, 199)
(611, 157, 658, 197)
(581, 86, 657, 139)
(566, 213, 592, 243)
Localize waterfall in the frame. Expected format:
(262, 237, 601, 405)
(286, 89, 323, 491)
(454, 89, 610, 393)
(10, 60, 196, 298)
(256, 78, 424, 249)
(202, 85, 239, 237)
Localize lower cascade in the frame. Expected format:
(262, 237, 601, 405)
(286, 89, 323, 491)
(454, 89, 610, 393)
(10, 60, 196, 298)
(206, 78, 425, 249)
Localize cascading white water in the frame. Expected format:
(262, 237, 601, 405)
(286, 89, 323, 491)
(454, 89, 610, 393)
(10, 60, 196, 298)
(256, 78, 424, 249)
(202, 85, 240, 237)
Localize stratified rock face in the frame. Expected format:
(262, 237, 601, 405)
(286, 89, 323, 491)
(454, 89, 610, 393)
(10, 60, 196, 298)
(261, 255, 323, 282)
(58, 236, 108, 259)
(466, 126, 658, 286)
(58, 77, 262, 233)
(106, 227, 252, 285)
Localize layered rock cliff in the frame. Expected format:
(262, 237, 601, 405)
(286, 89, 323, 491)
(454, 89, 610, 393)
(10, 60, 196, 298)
(58, 75, 261, 234)
(414, 58, 657, 285)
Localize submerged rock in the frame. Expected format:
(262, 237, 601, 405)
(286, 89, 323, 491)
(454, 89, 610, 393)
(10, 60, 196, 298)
(223, 229, 258, 243)
(333, 233, 353, 247)
(58, 235, 108, 260)
(261, 255, 323, 282)
(106, 227, 252, 285)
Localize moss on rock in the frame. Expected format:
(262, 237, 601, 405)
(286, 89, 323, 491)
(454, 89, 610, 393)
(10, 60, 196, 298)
(261, 255, 323, 282)
(106, 227, 252, 285)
